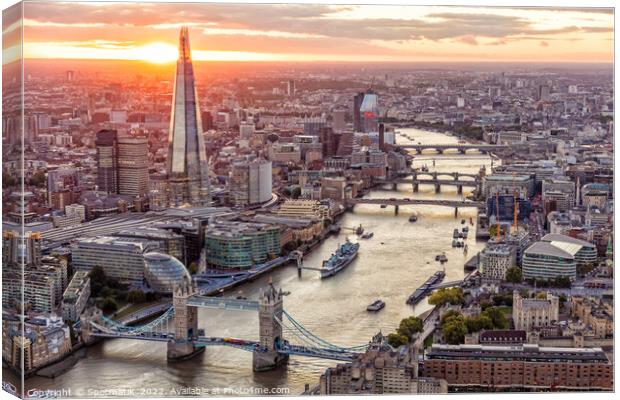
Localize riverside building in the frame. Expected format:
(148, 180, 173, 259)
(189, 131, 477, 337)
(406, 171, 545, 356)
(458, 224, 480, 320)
(205, 221, 280, 270)
(422, 344, 612, 391)
(72, 236, 158, 283)
(61, 270, 91, 321)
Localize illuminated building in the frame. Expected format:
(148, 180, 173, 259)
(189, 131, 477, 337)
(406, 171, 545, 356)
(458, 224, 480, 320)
(167, 27, 210, 206)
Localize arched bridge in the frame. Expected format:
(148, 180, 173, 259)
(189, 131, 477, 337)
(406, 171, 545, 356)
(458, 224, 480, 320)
(345, 197, 483, 217)
(81, 281, 370, 371)
(400, 144, 508, 154)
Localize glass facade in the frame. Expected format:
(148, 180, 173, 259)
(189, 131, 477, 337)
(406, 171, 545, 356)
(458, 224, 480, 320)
(167, 27, 210, 206)
(205, 222, 280, 270)
(143, 252, 191, 293)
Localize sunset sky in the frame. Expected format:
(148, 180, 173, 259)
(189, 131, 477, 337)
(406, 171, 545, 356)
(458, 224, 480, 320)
(2, 2, 615, 64)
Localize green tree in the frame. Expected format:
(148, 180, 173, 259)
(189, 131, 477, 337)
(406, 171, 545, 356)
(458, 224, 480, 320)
(101, 297, 118, 314)
(397, 316, 423, 340)
(291, 187, 302, 199)
(428, 287, 464, 307)
(386, 333, 409, 348)
(505, 267, 523, 283)
(29, 170, 46, 187)
(2, 171, 16, 188)
(489, 224, 501, 238)
(443, 318, 468, 344)
(465, 314, 493, 333)
(482, 307, 509, 329)
(188, 261, 199, 275)
(559, 294, 567, 307)
(127, 290, 146, 304)
(553, 276, 572, 288)
(492, 293, 513, 307)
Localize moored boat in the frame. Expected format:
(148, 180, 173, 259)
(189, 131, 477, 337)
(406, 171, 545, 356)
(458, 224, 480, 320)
(320, 239, 360, 279)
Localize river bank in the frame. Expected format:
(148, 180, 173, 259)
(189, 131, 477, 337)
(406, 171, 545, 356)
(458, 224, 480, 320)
(5, 127, 493, 396)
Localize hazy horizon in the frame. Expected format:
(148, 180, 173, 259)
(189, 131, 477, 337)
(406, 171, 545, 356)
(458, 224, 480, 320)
(2, 3, 614, 65)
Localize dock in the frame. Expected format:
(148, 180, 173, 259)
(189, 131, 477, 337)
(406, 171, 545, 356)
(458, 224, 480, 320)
(406, 271, 446, 305)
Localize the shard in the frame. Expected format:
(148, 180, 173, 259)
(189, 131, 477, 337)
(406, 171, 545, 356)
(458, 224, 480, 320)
(167, 27, 210, 206)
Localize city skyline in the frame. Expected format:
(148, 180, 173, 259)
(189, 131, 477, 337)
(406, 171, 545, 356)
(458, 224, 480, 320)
(1, 1, 614, 398)
(2, 3, 614, 64)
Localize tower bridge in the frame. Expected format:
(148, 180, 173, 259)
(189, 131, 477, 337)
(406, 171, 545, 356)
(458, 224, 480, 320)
(80, 279, 370, 371)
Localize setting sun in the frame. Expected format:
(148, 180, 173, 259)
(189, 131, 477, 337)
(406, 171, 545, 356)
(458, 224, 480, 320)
(134, 42, 178, 64)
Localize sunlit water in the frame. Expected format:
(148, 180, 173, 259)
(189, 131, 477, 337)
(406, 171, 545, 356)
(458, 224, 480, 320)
(6, 129, 493, 396)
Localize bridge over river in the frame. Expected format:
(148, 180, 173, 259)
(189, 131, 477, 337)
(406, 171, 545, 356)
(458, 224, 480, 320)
(81, 280, 372, 372)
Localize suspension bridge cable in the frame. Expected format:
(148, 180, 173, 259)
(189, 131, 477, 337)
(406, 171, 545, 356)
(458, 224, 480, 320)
(281, 310, 369, 351)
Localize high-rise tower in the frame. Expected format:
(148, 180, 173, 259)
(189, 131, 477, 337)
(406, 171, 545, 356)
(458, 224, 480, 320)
(167, 27, 210, 206)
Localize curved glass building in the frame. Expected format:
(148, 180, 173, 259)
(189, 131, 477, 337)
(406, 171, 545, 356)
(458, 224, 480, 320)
(143, 252, 191, 293)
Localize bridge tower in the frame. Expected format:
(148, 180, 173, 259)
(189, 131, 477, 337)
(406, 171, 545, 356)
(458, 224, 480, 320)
(253, 280, 289, 371)
(167, 276, 204, 361)
(80, 306, 103, 345)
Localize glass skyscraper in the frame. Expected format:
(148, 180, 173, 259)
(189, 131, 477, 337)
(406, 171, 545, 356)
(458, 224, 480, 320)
(167, 27, 210, 206)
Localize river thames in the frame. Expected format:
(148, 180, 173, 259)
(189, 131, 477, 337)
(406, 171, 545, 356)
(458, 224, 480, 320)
(9, 128, 493, 396)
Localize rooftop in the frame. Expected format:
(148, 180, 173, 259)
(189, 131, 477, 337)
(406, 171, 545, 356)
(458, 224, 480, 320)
(525, 241, 574, 259)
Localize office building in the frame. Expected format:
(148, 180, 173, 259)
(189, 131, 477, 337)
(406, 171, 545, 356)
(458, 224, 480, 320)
(276, 199, 329, 220)
(302, 116, 327, 136)
(522, 241, 577, 281)
(72, 236, 158, 283)
(229, 159, 272, 207)
(2, 230, 42, 266)
(540, 234, 597, 266)
(483, 174, 536, 198)
(422, 344, 611, 390)
(287, 79, 295, 96)
(331, 108, 346, 131)
(479, 244, 516, 282)
(542, 178, 575, 212)
(117, 136, 149, 197)
(205, 221, 280, 270)
(167, 27, 210, 206)
(143, 252, 191, 293)
(353, 92, 365, 132)
(62, 270, 91, 321)
(95, 129, 119, 193)
(359, 89, 379, 133)
(113, 227, 186, 265)
(537, 84, 551, 101)
(513, 291, 559, 331)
